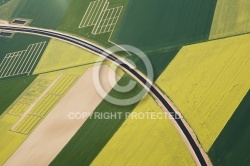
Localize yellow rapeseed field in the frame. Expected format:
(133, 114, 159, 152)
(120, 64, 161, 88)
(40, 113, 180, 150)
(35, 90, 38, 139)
(0, 115, 27, 165)
(156, 34, 250, 151)
(33, 39, 100, 74)
(209, 0, 250, 39)
(91, 95, 195, 166)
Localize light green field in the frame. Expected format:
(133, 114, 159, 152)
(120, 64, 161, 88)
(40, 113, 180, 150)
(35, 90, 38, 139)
(0, 114, 26, 165)
(92, 94, 194, 166)
(156, 34, 250, 151)
(33, 39, 100, 74)
(209, 0, 250, 39)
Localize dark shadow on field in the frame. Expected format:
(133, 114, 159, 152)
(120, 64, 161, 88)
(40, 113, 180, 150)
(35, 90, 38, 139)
(208, 90, 250, 166)
(114, 0, 217, 52)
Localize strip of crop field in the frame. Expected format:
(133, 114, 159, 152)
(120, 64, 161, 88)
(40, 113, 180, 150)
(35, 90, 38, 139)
(50, 74, 143, 166)
(33, 39, 99, 74)
(209, 0, 250, 39)
(113, 0, 217, 52)
(91, 94, 195, 165)
(156, 34, 250, 151)
(0, 75, 36, 115)
(208, 90, 250, 165)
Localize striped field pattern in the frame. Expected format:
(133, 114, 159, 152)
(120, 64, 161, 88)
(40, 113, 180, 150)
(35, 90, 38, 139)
(0, 41, 46, 78)
(78, 0, 123, 35)
(12, 115, 42, 135)
(11, 74, 79, 135)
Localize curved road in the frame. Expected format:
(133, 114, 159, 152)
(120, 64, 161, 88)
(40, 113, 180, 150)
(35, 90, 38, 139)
(0, 25, 208, 166)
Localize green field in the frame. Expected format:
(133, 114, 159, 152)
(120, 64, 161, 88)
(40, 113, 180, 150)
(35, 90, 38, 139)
(126, 47, 180, 81)
(0, 33, 48, 60)
(10, 0, 71, 29)
(50, 74, 143, 166)
(0, 0, 11, 6)
(92, 94, 195, 166)
(0, 0, 21, 20)
(208, 90, 250, 166)
(57, 0, 129, 48)
(113, 0, 217, 51)
(0, 75, 36, 115)
(209, 0, 250, 39)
